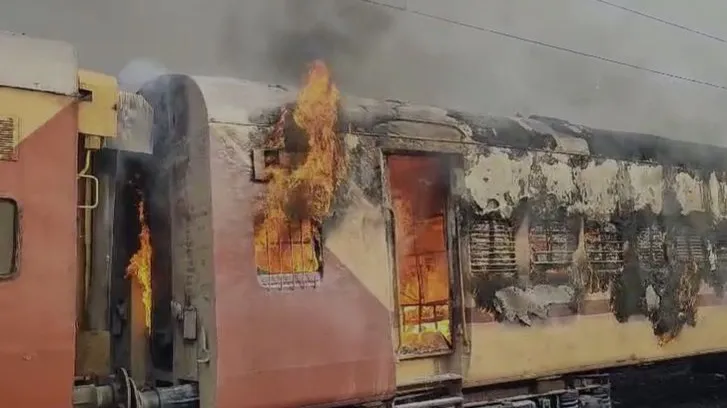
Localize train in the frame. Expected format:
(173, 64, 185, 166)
(3, 31, 727, 408)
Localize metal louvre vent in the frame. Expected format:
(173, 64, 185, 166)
(636, 224, 666, 269)
(469, 217, 516, 277)
(674, 229, 706, 263)
(0, 116, 17, 161)
(529, 221, 577, 267)
(585, 223, 623, 275)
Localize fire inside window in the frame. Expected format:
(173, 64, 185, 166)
(636, 224, 667, 269)
(0, 198, 18, 278)
(529, 218, 577, 283)
(253, 149, 322, 290)
(387, 155, 452, 356)
(469, 216, 517, 279)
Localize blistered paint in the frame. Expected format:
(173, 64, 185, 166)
(572, 159, 620, 221)
(709, 173, 722, 218)
(463, 146, 724, 221)
(627, 163, 664, 214)
(465, 148, 533, 217)
(534, 152, 575, 203)
(673, 171, 705, 214)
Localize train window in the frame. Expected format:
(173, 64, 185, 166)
(469, 215, 517, 279)
(253, 149, 323, 290)
(387, 155, 452, 356)
(0, 198, 18, 278)
(529, 217, 578, 284)
(585, 222, 624, 291)
(673, 226, 706, 264)
(254, 217, 322, 290)
(636, 224, 667, 269)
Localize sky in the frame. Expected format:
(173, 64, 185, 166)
(4, 0, 727, 145)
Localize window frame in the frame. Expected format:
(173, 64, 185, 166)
(0, 197, 19, 280)
(251, 149, 325, 290)
(383, 152, 458, 359)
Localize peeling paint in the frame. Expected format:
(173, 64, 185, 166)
(572, 159, 619, 220)
(673, 171, 705, 215)
(627, 164, 663, 214)
(465, 148, 532, 217)
(493, 285, 574, 326)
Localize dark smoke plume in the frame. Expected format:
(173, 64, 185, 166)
(219, 0, 395, 85)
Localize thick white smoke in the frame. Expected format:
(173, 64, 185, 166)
(118, 58, 169, 93)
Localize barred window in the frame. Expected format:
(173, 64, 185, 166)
(0, 198, 18, 278)
(636, 224, 666, 269)
(254, 217, 322, 290)
(530, 221, 577, 266)
(469, 216, 516, 279)
(252, 149, 323, 290)
(585, 223, 624, 275)
(673, 227, 706, 264)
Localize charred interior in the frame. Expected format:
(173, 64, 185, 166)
(387, 154, 453, 356)
(107, 152, 173, 384)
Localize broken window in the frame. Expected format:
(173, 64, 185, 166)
(387, 155, 452, 355)
(636, 224, 667, 269)
(0, 198, 18, 278)
(469, 215, 517, 279)
(529, 216, 578, 284)
(253, 150, 322, 290)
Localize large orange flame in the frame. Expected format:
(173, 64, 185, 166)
(126, 198, 152, 332)
(254, 60, 347, 273)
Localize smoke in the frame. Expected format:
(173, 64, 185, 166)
(118, 58, 169, 92)
(218, 0, 395, 85)
(3, 0, 727, 144)
(215, 0, 727, 145)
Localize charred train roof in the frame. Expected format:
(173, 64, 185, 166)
(190, 75, 727, 172)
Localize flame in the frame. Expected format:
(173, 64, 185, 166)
(254, 60, 347, 273)
(126, 198, 152, 332)
(388, 155, 452, 354)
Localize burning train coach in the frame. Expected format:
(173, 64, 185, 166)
(5, 32, 727, 408)
(131, 64, 727, 407)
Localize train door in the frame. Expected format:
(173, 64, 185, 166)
(384, 152, 466, 406)
(387, 154, 454, 356)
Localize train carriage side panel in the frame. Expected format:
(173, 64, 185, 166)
(140, 75, 397, 408)
(458, 118, 727, 385)
(0, 34, 80, 407)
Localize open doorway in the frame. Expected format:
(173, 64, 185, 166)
(386, 154, 453, 356)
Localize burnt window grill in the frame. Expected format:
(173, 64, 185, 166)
(469, 216, 516, 278)
(636, 224, 666, 269)
(254, 218, 322, 290)
(585, 223, 624, 275)
(715, 231, 727, 270)
(0, 116, 17, 161)
(529, 221, 577, 267)
(0, 198, 18, 278)
(674, 228, 706, 263)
